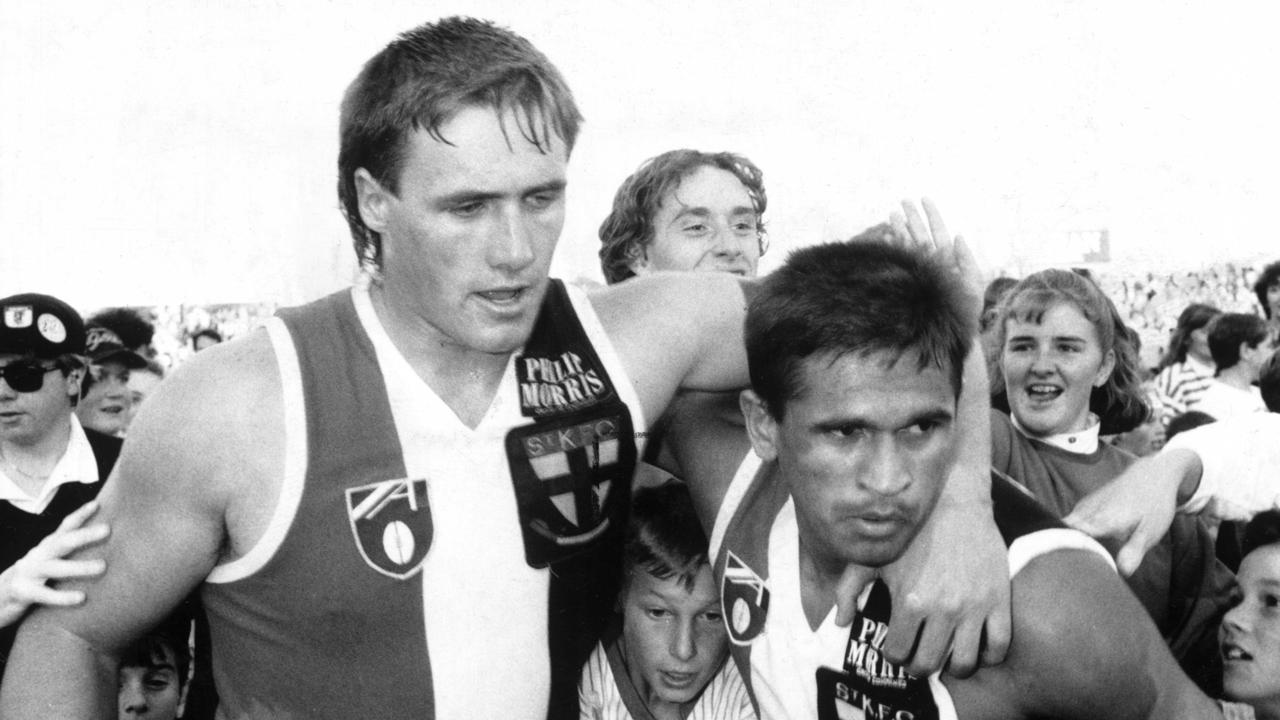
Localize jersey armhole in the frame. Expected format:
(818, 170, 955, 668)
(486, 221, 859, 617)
(1008, 528, 1116, 578)
(206, 318, 308, 583)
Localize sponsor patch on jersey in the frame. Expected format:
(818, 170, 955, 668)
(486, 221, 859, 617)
(722, 551, 770, 645)
(345, 477, 432, 580)
(816, 580, 938, 720)
(515, 349, 616, 419)
(506, 404, 635, 567)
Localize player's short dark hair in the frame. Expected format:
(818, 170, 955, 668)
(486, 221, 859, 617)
(746, 229, 972, 420)
(1207, 313, 1268, 372)
(994, 268, 1149, 435)
(1242, 509, 1280, 558)
(1260, 348, 1280, 413)
(1157, 303, 1220, 371)
(623, 482, 709, 593)
(1253, 261, 1280, 319)
(338, 16, 582, 271)
(87, 307, 155, 354)
(598, 150, 768, 284)
(120, 632, 190, 692)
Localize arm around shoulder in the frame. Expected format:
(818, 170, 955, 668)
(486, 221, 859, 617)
(589, 272, 750, 423)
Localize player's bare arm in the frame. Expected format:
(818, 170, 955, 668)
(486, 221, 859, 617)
(0, 331, 285, 717)
(589, 270, 750, 426)
(946, 549, 1222, 719)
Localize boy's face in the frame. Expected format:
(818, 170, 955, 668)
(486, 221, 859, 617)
(117, 646, 182, 720)
(621, 565, 728, 711)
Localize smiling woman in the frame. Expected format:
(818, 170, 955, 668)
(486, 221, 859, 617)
(988, 267, 1235, 693)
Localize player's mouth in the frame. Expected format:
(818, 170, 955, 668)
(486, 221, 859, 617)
(847, 508, 908, 538)
(98, 403, 126, 416)
(474, 285, 532, 313)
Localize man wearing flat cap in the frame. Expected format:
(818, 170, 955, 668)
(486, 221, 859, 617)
(0, 293, 116, 675)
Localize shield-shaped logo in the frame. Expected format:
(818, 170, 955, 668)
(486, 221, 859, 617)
(506, 404, 636, 568)
(345, 478, 432, 580)
(722, 551, 770, 645)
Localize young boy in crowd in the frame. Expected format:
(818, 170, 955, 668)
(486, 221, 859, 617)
(117, 630, 189, 720)
(578, 483, 753, 720)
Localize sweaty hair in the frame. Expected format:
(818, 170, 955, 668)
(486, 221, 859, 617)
(1206, 313, 1268, 372)
(623, 482, 710, 593)
(337, 16, 582, 271)
(1242, 509, 1280, 557)
(1253, 261, 1280, 319)
(120, 632, 190, 692)
(746, 228, 972, 420)
(1260, 348, 1280, 412)
(995, 268, 1149, 435)
(598, 150, 767, 284)
(1157, 303, 1221, 371)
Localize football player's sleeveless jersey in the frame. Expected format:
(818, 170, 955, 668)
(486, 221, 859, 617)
(202, 281, 643, 720)
(710, 454, 1113, 720)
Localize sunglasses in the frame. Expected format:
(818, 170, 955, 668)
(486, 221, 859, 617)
(0, 360, 60, 393)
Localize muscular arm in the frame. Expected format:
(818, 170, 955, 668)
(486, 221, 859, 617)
(590, 270, 751, 425)
(948, 548, 1222, 720)
(0, 333, 283, 717)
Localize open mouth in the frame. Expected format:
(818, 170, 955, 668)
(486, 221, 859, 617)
(660, 671, 698, 689)
(476, 287, 527, 305)
(1026, 384, 1063, 401)
(1222, 643, 1253, 662)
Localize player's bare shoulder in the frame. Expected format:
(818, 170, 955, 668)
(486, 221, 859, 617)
(585, 273, 749, 419)
(120, 328, 284, 517)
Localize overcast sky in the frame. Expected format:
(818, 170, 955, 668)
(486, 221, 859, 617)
(3, 1, 1278, 308)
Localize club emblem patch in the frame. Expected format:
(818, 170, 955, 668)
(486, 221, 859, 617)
(507, 404, 635, 568)
(4, 305, 33, 329)
(345, 477, 432, 580)
(722, 551, 770, 645)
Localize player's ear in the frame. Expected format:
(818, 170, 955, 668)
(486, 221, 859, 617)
(741, 389, 780, 461)
(354, 168, 392, 234)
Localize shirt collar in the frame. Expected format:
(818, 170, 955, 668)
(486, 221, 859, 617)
(1011, 412, 1102, 454)
(0, 415, 101, 514)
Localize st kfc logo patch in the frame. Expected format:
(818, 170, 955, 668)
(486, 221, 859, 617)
(345, 478, 433, 580)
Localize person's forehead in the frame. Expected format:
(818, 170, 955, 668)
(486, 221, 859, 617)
(627, 565, 717, 604)
(658, 166, 753, 214)
(789, 350, 955, 419)
(399, 105, 568, 179)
